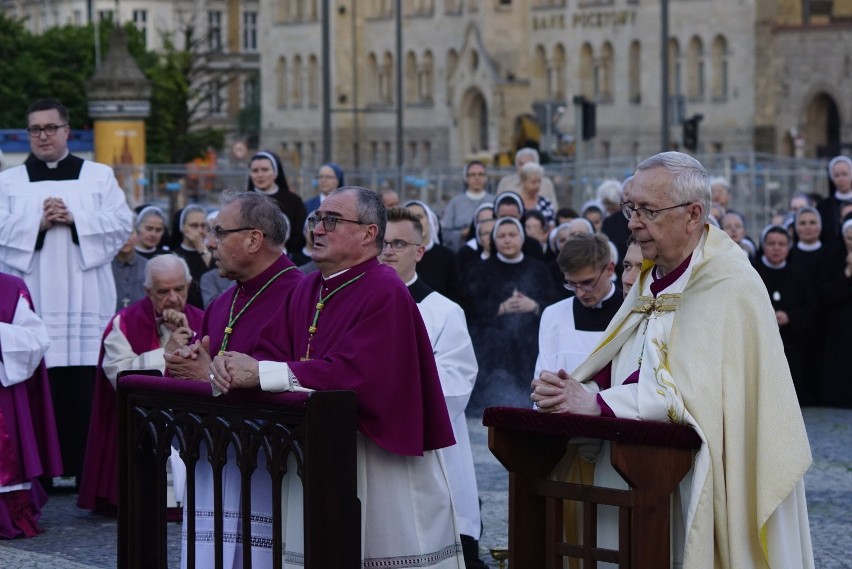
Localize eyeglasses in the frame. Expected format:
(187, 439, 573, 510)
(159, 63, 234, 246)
(382, 239, 421, 252)
(27, 123, 67, 138)
(307, 214, 366, 232)
(466, 171, 487, 178)
(209, 225, 256, 242)
(621, 201, 693, 222)
(564, 266, 606, 293)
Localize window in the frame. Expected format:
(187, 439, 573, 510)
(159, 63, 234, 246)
(244, 76, 259, 108)
(580, 43, 594, 99)
(307, 55, 319, 107)
(629, 40, 641, 104)
(276, 57, 288, 108)
(419, 51, 434, 104)
(208, 11, 223, 51)
(208, 80, 224, 115)
(687, 36, 704, 100)
(711, 35, 728, 101)
(98, 10, 114, 23)
(599, 42, 614, 102)
(552, 44, 566, 100)
(133, 10, 147, 46)
(243, 11, 258, 51)
(405, 51, 418, 104)
(292, 55, 303, 107)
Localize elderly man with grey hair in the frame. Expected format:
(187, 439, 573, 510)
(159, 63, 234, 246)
(78, 254, 204, 514)
(496, 147, 560, 208)
(209, 186, 465, 568)
(532, 151, 814, 568)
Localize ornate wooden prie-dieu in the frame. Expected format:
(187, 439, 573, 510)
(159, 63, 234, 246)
(484, 407, 702, 569)
(117, 373, 360, 569)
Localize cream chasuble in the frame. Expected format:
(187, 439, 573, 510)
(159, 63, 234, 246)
(567, 225, 813, 569)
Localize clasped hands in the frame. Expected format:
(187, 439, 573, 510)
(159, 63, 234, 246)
(164, 336, 259, 395)
(498, 289, 539, 315)
(41, 197, 73, 230)
(531, 369, 601, 416)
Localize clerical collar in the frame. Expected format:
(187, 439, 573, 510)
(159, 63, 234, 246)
(650, 253, 692, 297)
(835, 191, 852, 202)
(135, 245, 156, 254)
(238, 254, 294, 296)
(322, 257, 377, 289)
(46, 149, 70, 169)
(405, 274, 419, 287)
(496, 252, 524, 264)
(761, 256, 787, 270)
(796, 240, 822, 252)
(464, 190, 487, 200)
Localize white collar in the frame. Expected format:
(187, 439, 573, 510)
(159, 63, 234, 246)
(45, 149, 70, 169)
(496, 252, 524, 264)
(796, 240, 822, 252)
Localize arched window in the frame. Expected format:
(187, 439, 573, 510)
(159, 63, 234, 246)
(381, 52, 394, 104)
(668, 38, 681, 97)
(367, 52, 379, 104)
(307, 55, 319, 107)
(600, 41, 614, 102)
(405, 51, 418, 104)
(292, 55, 303, 107)
(553, 44, 566, 101)
(629, 40, 641, 104)
(711, 35, 728, 100)
(687, 36, 704, 100)
(276, 57, 288, 108)
(579, 43, 594, 99)
(446, 49, 459, 104)
(532, 45, 548, 100)
(420, 50, 434, 104)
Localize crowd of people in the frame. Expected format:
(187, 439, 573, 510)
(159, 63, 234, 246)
(0, 96, 835, 568)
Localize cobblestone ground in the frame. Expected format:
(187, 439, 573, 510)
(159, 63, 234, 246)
(0, 407, 849, 568)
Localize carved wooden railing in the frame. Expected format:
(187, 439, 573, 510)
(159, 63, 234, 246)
(117, 373, 360, 569)
(484, 407, 702, 569)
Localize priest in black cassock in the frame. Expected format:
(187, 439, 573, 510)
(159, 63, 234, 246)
(0, 98, 133, 490)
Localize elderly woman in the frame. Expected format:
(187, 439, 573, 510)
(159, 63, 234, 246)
(518, 162, 555, 225)
(246, 150, 306, 256)
(816, 219, 852, 408)
(465, 217, 556, 412)
(753, 225, 816, 405)
(134, 205, 170, 259)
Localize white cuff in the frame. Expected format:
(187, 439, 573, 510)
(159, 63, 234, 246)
(259, 361, 293, 392)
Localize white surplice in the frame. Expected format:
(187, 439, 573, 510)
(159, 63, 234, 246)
(0, 294, 50, 495)
(415, 283, 482, 540)
(0, 164, 133, 367)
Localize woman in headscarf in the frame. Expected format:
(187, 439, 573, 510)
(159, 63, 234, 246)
(133, 205, 170, 259)
(457, 203, 495, 277)
(465, 217, 556, 413)
(246, 150, 306, 256)
(816, 155, 852, 245)
(403, 199, 464, 303)
(816, 219, 852, 407)
(752, 225, 816, 405)
(493, 192, 546, 261)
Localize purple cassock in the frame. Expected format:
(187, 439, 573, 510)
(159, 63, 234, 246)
(77, 296, 205, 512)
(199, 254, 303, 358)
(0, 273, 63, 538)
(286, 258, 455, 456)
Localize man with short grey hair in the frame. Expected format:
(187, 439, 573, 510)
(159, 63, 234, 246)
(210, 186, 465, 568)
(532, 151, 813, 567)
